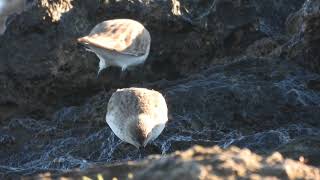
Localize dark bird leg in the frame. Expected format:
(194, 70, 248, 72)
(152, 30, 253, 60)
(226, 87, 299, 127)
(120, 69, 129, 80)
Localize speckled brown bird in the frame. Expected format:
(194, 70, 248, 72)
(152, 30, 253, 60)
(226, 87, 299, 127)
(77, 19, 151, 76)
(106, 87, 168, 148)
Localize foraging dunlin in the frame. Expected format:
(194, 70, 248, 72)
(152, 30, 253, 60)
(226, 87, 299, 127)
(77, 19, 151, 76)
(106, 87, 168, 148)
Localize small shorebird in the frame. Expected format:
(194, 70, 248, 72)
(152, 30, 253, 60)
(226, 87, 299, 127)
(77, 19, 151, 77)
(106, 87, 168, 148)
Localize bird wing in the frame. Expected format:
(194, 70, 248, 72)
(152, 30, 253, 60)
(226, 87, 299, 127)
(80, 19, 150, 57)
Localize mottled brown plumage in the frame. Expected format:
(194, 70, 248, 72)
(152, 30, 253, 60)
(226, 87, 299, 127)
(106, 88, 168, 148)
(77, 19, 151, 75)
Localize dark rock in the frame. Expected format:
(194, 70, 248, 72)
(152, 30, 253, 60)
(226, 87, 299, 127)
(2, 56, 320, 177)
(8, 118, 53, 133)
(0, 0, 101, 121)
(165, 57, 320, 132)
(0, 0, 301, 120)
(284, 0, 320, 72)
(229, 124, 320, 154)
(252, 0, 304, 35)
(246, 38, 279, 57)
(277, 135, 320, 166)
(230, 130, 289, 154)
(0, 134, 15, 146)
(307, 78, 320, 91)
(0, 0, 320, 178)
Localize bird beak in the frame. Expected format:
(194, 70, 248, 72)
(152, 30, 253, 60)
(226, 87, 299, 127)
(77, 37, 91, 50)
(77, 37, 86, 43)
(77, 37, 91, 48)
(143, 141, 148, 147)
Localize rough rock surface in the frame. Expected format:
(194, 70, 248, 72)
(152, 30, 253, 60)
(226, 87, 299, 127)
(28, 146, 320, 180)
(277, 135, 320, 166)
(283, 0, 320, 72)
(0, 0, 305, 121)
(0, 0, 319, 179)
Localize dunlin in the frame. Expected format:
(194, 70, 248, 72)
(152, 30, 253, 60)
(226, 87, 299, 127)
(106, 87, 168, 148)
(77, 19, 151, 77)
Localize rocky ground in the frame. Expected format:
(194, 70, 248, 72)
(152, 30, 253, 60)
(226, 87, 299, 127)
(0, 0, 320, 179)
(27, 146, 320, 180)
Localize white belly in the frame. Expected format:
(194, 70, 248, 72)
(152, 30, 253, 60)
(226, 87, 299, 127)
(92, 46, 149, 71)
(108, 52, 148, 70)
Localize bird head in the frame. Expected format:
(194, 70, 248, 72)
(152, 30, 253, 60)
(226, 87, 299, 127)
(134, 114, 155, 148)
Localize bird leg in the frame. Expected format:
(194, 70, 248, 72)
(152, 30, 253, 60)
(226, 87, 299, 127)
(120, 67, 128, 80)
(0, 17, 7, 35)
(97, 57, 108, 79)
